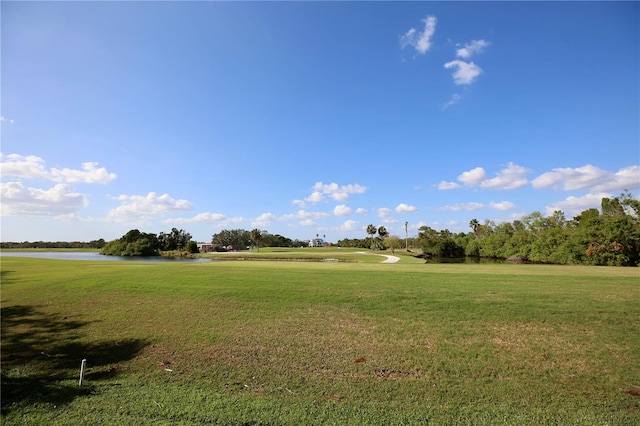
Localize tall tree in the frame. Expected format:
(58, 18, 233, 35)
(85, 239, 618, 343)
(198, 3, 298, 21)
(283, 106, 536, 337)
(366, 224, 377, 250)
(469, 219, 480, 236)
(250, 229, 263, 251)
(377, 226, 389, 239)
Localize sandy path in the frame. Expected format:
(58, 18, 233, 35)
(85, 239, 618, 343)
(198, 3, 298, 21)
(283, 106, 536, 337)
(357, 252, 400, 264)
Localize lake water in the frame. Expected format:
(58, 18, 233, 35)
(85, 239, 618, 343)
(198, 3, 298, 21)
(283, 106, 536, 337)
(0, 251, 214, 263)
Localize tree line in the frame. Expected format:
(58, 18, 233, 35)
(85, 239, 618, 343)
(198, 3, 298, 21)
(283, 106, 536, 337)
(5, 194, 638, 266)
(100, 228, 198, 257)
(336, 193, 639, 266)
(416, 194, 639, 266)
(1, 240, 107, 249)
(210, 229, 309, 251)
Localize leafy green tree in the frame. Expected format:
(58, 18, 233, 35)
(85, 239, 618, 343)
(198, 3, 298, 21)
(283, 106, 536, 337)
(187, 241, 199, 254)
(158, 228, 192, 251)
(417, 226, 464, 258)
(212, 229, 251, 250)
(386, 235, 402, 254)
(101, 229, 161, 256)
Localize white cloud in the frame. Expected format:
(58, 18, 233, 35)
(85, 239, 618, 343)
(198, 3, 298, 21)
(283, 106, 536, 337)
(456, 39, 490, 59)
(458, 167, 487, 186)
(0, 153, 49, 179)
(164, 212, 229, 225)
(307, 181, 367, 203)
(282, 209, 330, 223)
(401, 15, 437, 54)
(532, 164, 640, 192)
(489, 201, 517, 211)
(252, 212, 278, 227)
(333, 204, 353, 216)
(51, 162, 117, 184)
(443, 164, 529, 191)
(0, 153, 116, 184)
(356, 207, 368, 214)
(377, 207, 398, 223)
(0, 116, 15, 124)
(378, 207, 392, 219)
(545, 192, 612, 218)
(395, 203, 417, 213)
(480, 163, 530, 190)
(339, 219, 360, 232)
(441, 202, 484, 212)
(106, 192, 192, 223)
(1, 181, 88, 216)
(292, 199, 306, 208)
(444, 60, 483, 85)
(438, 181, 462, 190)
(305, 191, 324, 203)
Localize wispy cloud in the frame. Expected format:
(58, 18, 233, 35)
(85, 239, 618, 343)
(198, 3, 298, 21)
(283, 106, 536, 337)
(532, 164, 640, 192)
(164, 212, 240, 225)
(106, 192, 192, 223)
(545, 192, 613, 218)
(456, 39, 490, 59)
(440, 201, 516, 212)
(444, 60, 483, 85)
(0, 116, 15, 124)
(441, 202, 484, 212)
(339, 219, 360, 232)
(489, 201, 517, 211)
(437, 180, 462, 190)
(282, 209, 330, 222)
(439, 164, 529, 190)
(401, 16, 437, 55)
(305, 181, 367, 203)
(51, 162, 117, 184)
(441, 94, 461, 110)
(377, 207, 398, 223)
(0, 153, 116, 184)
(442, 38, 489, 97)
(1, 181, 88, 217)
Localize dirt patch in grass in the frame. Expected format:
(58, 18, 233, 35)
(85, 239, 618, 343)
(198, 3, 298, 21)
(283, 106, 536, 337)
(488, 322, 594, 374)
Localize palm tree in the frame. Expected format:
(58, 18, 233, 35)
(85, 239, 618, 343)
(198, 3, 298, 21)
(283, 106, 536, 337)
(377, 226, 389, 251)
(469, 219, 480, 236)
(366, 224, 377, 250)
(250, 229, 262, 251)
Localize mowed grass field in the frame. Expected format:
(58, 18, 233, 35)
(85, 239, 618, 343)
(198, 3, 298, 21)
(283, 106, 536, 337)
(1, 251, 639, 425)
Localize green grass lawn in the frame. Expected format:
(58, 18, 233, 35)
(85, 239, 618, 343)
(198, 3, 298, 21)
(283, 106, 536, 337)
(1, 254, 639, 425)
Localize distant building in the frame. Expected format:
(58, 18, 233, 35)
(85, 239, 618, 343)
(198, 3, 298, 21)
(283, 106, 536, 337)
(309, 238, 326, 247)
(196, 243, 214, 253)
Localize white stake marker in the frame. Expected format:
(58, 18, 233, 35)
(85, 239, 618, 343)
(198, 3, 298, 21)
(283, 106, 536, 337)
(79, 359, 87, 386)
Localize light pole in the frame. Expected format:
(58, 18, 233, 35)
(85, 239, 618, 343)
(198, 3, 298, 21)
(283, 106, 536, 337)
(404, 221, 408, 251)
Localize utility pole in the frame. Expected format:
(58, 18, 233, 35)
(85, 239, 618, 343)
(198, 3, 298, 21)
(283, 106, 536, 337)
(404, 221, 408, 251)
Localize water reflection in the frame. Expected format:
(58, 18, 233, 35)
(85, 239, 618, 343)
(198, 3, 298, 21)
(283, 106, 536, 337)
(0, 251, 213, 263)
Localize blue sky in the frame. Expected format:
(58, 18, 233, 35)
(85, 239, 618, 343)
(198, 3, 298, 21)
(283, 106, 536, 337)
(2, 1, 639, 243)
